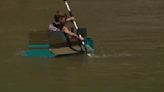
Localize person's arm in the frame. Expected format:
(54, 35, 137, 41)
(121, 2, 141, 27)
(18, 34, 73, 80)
(63, 26, 78, 37)
(63, 26, 84, 40)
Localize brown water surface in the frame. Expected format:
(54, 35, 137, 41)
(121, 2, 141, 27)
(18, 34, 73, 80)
(0, 0, 164, 92)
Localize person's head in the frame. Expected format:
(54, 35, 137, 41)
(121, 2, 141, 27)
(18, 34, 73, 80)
(54, 11, 67, 25)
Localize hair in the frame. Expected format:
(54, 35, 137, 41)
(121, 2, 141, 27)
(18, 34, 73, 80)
(54, 10, 67, 22)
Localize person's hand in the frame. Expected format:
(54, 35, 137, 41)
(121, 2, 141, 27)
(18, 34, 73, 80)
(69, 17, 75, 21)
(66, 17, 75, 21)
(79, 35, 84, 41)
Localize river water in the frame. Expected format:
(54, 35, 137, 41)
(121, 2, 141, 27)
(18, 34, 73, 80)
(0, 0, 164, 92)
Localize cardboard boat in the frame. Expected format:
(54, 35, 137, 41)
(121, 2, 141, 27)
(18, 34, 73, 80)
(23, 28, 95, 58)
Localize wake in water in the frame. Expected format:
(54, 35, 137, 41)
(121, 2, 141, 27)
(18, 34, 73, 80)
(87, 53, 134, 59)
(88, 51, 164, 59)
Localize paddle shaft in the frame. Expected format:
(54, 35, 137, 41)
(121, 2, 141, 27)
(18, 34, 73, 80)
(64, 0, 87, 53)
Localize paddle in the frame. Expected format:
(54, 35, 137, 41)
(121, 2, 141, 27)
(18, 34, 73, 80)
(63, 0, 88, 53)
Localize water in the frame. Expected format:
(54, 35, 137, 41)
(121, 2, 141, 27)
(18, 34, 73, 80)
(0, 0, 164, 92)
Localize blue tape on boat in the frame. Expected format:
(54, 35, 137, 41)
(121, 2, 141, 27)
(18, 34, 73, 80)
(23, 49, 56, 58)
(29, 44, 49, 49)
(85, 38, 95, 52)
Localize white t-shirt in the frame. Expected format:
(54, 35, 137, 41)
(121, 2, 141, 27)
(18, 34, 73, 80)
(48, 24, 61, 31)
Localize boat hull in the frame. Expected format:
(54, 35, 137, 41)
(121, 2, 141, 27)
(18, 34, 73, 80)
(23, 37, 95, 58)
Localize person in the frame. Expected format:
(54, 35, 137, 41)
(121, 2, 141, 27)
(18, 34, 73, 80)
(49, 11, 84, 41)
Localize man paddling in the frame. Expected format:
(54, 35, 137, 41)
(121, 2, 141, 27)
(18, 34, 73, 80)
(49, 11, 84, 41)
